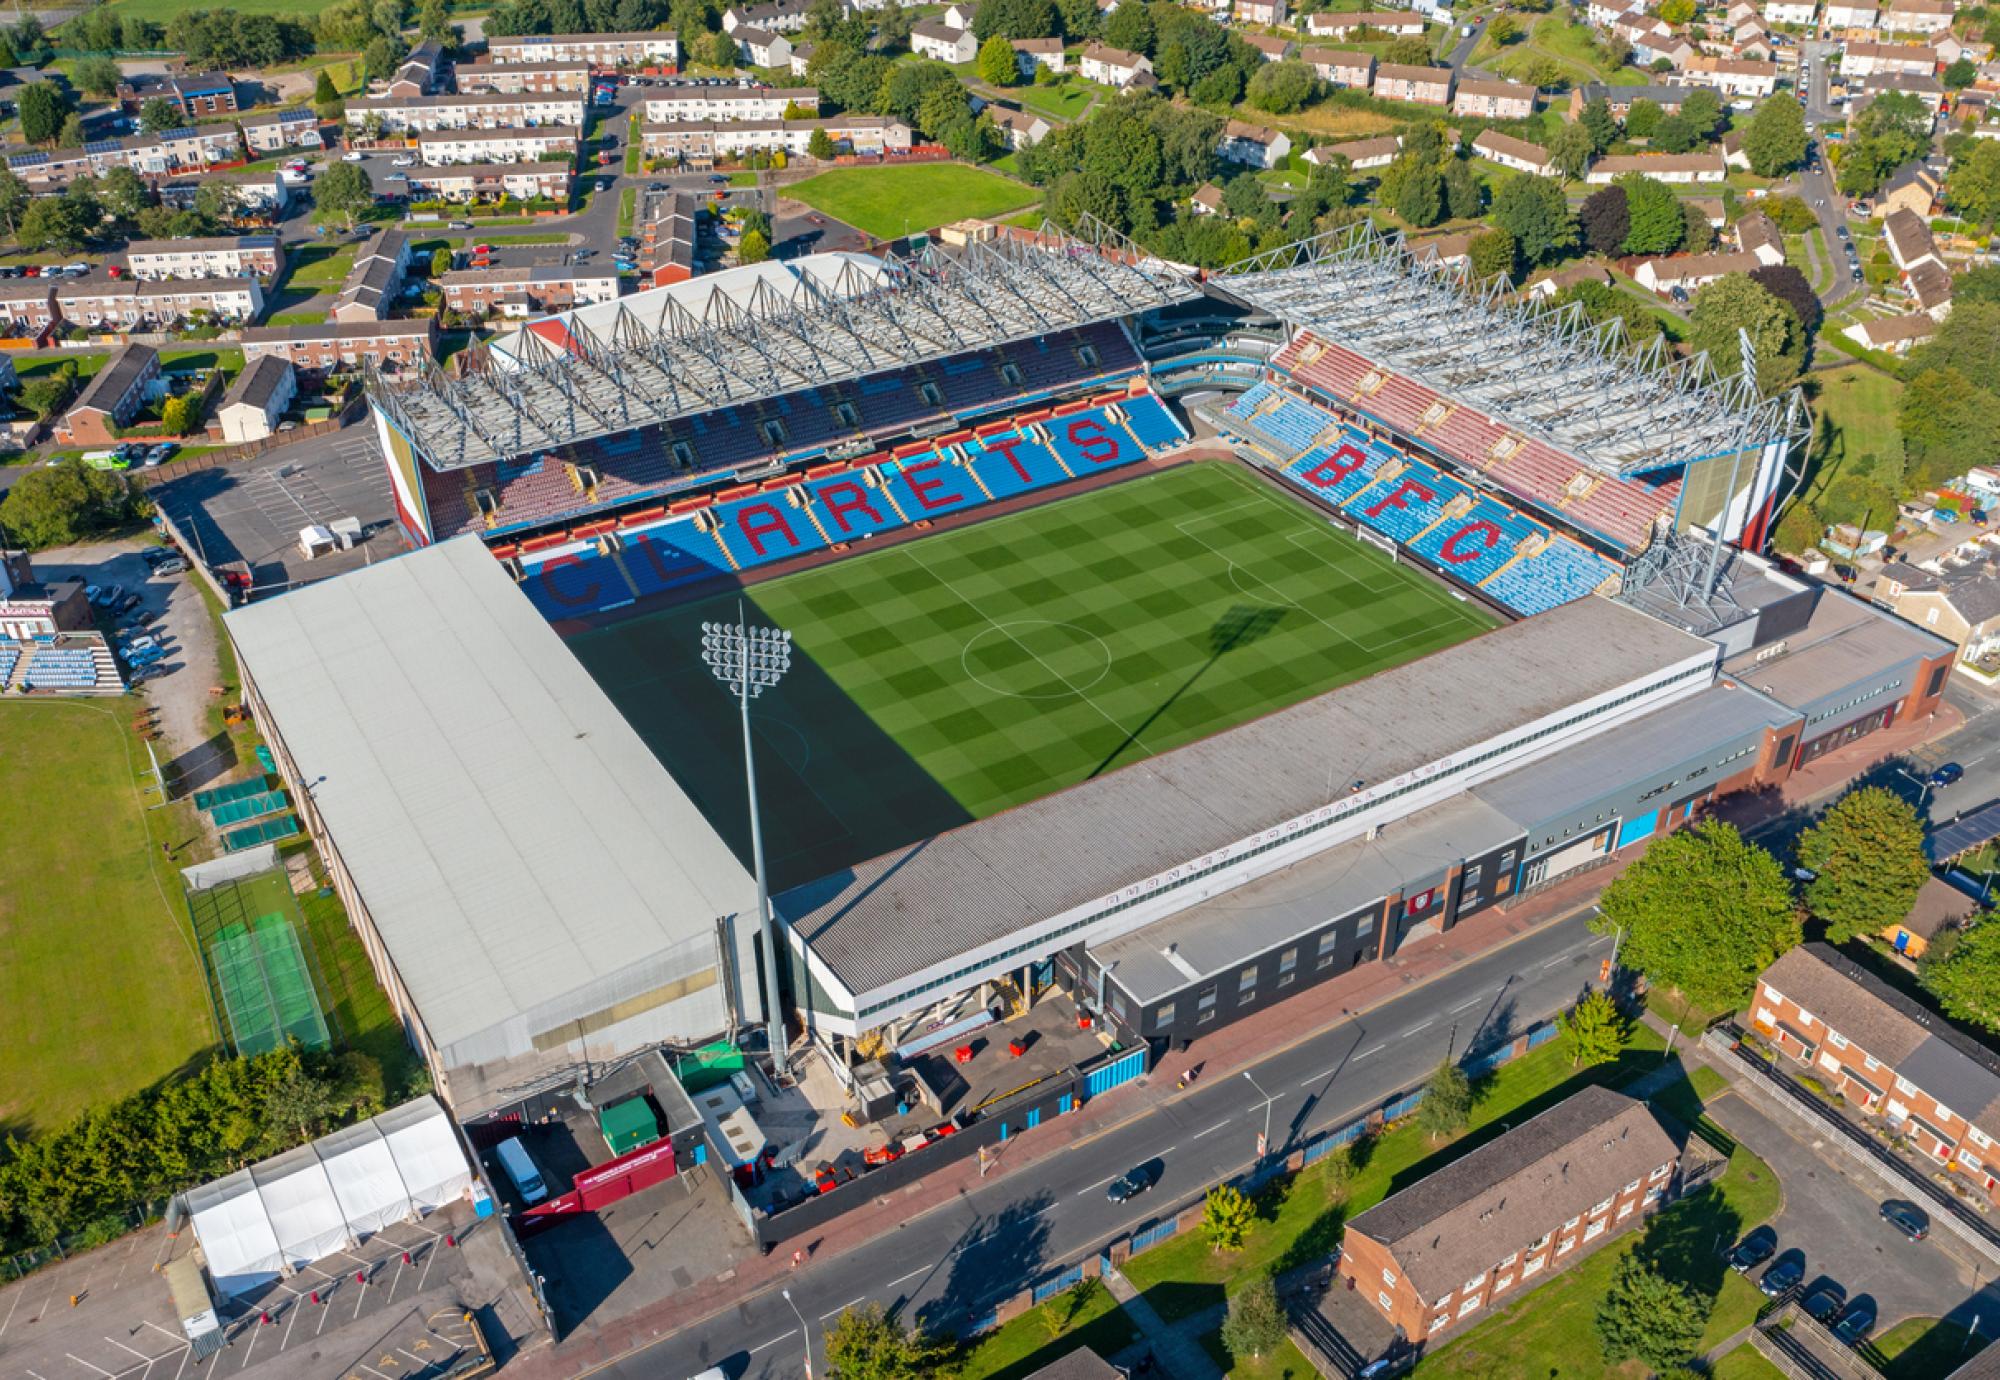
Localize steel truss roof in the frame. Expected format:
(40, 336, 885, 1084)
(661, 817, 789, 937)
(1212, 221, 1803, 480)
(367, 221, 1201, 472)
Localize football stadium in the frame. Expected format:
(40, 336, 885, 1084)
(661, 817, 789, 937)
(226, 220, 1954, 1147)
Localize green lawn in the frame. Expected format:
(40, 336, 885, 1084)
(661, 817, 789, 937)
(958, 1280, 1139, 1380)
(0, 702, 218, 1134)
(1001, 78, 1098, 122)
(159, 348, 246, 378)
(267, 311, 329, 327)
(1121, 1025, 1671, 1323)
(568, 464, 1496, 890)
(282, 241, 360, 288)
(103, 0, 348, 16)
(1809, 362, 1905, 502)
(1710, 1342, 1787, 1380)
(16, 353, 107, 381)
(1199, 1327, 1319, 1378)
(784, 162, 1040, 238)
(1872, 1316, 1991, 1379)
(618, 185, 638, 239)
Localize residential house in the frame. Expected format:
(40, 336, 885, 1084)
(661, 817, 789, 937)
(1852, 70, 1946, 114)
(1764, 0, 1819, 24)
(0, 280, 58, 331)
(1722, 128, 1752, 169)
(1751, 942, 2000, 1202)
(1217, 119, 1291, 168)
(1671, 55, 1782, 96)
(453, 62, 595, 94)
(1011, 36, 1067, 74)
(238, 319, 438, 374)
(987, 105, 1053, 148)
(1908, 257, 1955, 316)
(723, 0, 813, 32)
(1885, 878, 1979, 958)
(1585, 0, 1628, 27)
(125, 236, 284, 282)
(1842, 309, 1938, 353)
(158, 170, 292, 220)
(643, 86, 820, 122)
(439, 265, 623, 317)
(1080, 43, 1155, 87)
(1243, 33, 1295, 62)
(331, 229, 413, 323)
(1305, 133, 1402, 170)
(485, 31, 681, 66)
(735, 25, 794, 67)
(214, 355, 297, 445)
(1823, 0, 1880, 24)
(1190, 182, 1226, 214)
(1585, 151, 1727, 182)
(640, 115, 912, 163)
(1840, 39, 1937, 77)
(116, 71, 236, 120)
(1410, 231, 1474, 271)
(400, 162, 576, 202)
(1337, 1087, 1692, 1343)
(1877, 547, 2000, 660)
(1877, 161, 1942, 218)
(389, 41, 447, 97)
(1884, 0, 1954, 32)
(1373, 61, 1454, 105)
(239, 109, 327, 156)
(1235, 0, 1287, 27)
(1884, 205, 1944, 272)
(6, 124, 245, 188)
(1735, 210, 1786, 266)
(1526, 261, 1612, 299)
(1304, 9, 1428, 35)
(346, 92, 588, 135)
(1453, 77, 1537, 118)
(1933, 33, 1991, 65)
(1471, 129, 1554, 175)
(56, 345, 160, 447)
(57, 278, 264, 328)
(911, 19, 980, 63)
(415, 129, 580, 165)
(1302, 47, 1375, 88)
(640, 189, 699, 287)
(790, 43, 816, 76)
(1632, 30, 1697, 67)
(942, 1, 980, 26)
(1632, 249, 1764, 290)
(1567, 81, 1687, 119)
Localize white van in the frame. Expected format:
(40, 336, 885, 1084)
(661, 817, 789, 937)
(495, 1137, 548, 1205)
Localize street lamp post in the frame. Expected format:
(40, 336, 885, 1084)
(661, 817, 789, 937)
(1242, 1070, 1275, 1160)
(1896, 765, 1936, 813)
(702, 612, 793, 1075)
(783, 1287, 813, 1380)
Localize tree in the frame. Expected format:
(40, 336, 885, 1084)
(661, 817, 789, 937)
(1560, 990, 1632, 1067)
(1490, 173, 1575, 266)
(1596, 1254, 1709, 1371)
(1417, 1059, 1471, 1141)
(1579, 96, 1617, 153)
(1594, 819, 1800, 1015)
(1748, 262, 1820, 336)
(72, 55, 123, 99)
(56, 113, 87, 149)
(158, 393, 198, 437)
(1921, 916, 2000, 1032)
(15, 362, 75, 420)
(1442, 158, 1481, 220)
(1763, 192, 1817, 234)
(807, 126, 836, 160)
(17, 81, 66, 145)
(0, 167, 27, 236)
(1103, 2, 1152, 52)
(1619, 173, 1684, 254)
(1382, 36, 1433, 66)
(17, 195, 94, 252)
(1203, 1184, 1256, 1252)
(978, 33, 1020, 86)
(700, 27, 737, 68)
(1659, 0, 1694, 21)
(1742, 92, 1808, 177)
(1680, 87, 1723, 139)
(429, 245, 455, 278)
(821, 1303, 957, 1380)
(1945, 56, 1978, 90)
(363, 33, 409, 82)
(1652, 112, 1698, 154)
(1949, 139, 2000, 229)
(138, 96, 184, 136)
(1578, 184, 1629, 255)
(738, 227, 771, 262)
(314, 68, 345, 119)
(1221, 1275, 1287, 1362)
(1390, 157, 1445, 227)
(97, 166, 151, 224)
(313, 160, 374, 229)
(0, 459, 136, 550)
(194, 180, 240, 229)
(1624, 98, 1662, 139)
(1487, 13, 1520, 42)
(1688, 272, 1802, 394)
(1549, 120, 1595, 182)
(1795, 786, 1929, 944)
(1902, 364, 2000, 490)
(1246, 58, 1316, 115)
(1470, 226, 1516, 280)
(1680, 198, 1713, 252)
(418, 0, 454, 41)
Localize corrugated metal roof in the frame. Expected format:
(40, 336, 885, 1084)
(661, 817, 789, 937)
(780, 597, 1713, 998)
(1721, 594, 1946, 709)
(224, 538, 757, 1051)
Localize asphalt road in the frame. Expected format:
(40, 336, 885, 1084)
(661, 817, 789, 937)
(590, 907, 1617, 1380)
(1796, 41, 1867, 310)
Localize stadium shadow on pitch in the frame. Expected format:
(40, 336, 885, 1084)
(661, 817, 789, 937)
(1087, 603, 1289, 781)
(570, 599, 976, 892)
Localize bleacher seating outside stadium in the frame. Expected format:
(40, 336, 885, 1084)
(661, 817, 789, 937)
(1228, 382, 1620, 618)
(513, 393, 1188, 619)
(20, 647, 102, 690)
(422, 321, 1143, 545)
(0, 648, 17, 686)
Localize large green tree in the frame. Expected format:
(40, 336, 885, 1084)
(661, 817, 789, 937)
(72, 55, 123, 99)
(1549, 120, 1595, 182)
(17, 81, 66, 145)
(138, 96, 183, 135)
(312, 161, 375, 228)
(1796, 786, 1930, 944)
(1900, 365, 2000, 491)
(0, 460, 137, 549)
(1619, 173, 1683, 255)
(1687, 273, 1803, 394)
(1203, 1183, 1255, 1251)
(1948, 139, 2000, 229)
(1579, 96, 1617, 152)
(1470, 226, 1516, 281)
(977, 33, 1020, 86)
(1389, 157, 1445, 227)
(821, 1303, 957, 1380)
(1221, 1274, 1287, 1362)
(1742, 93, 1808, 177)
(1593, 819, 1800, 1014)
(1921, 916, 2000, 1033)
(1417, 1059, 1471, 1141)
(1596, 1254, 1709, 1371)
(1490, 173, 1575, 266)
(1246, 58, 1316, 115)
(1560, 990, 1632, 1067)
(17, 194, 95, 252)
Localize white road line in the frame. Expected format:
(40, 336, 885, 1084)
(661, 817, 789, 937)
(886, 1264, 932, 1288)
(0, 1270, 25, 1337)
(102, 1338, 159, 1373)
(1299, 1069, 1337, 1087)
(1192, 1120, 1229, 1140)
(66, 1355, 115, 1378)
(282, 1294, 302, 1351)
(353, 1272, 368, 1322)
(316, 1286, 336, 1336)
(1076, 1173, 1124, 1196)
(387, 1255, 406, 1303)
(170, 1345, 191, 1380)
(748, 1330, 799, 1355)
(236, 1312, 261, 1372)
(1450, 995, 1486, 1014)
(1540, 954, 1570, 971)
(1354, 1043, 1387, 1061)
(1158, 1144, 1178, 1155)
(1404, 1018, 1434, 1035)
(820, 1296, 866, 1321)
(140, 1321, 186, 1350)
(416, 1241, 439, 1293)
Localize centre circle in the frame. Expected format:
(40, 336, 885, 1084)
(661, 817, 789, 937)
(962, 621, 1114, 701)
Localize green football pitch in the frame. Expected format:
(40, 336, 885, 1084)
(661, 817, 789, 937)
(569, 463, 1499, 890)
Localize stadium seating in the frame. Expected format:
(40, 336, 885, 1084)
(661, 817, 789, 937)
(963, 433, 1070, 499)
(707, 487, 831, 569)
(806, 469, 906, 541)
(0, 647, 18, 687)
(1044, 408, 1145, 476)
(879, 455, 986, 522)
(1120, 393, 1185, 452)
(1407, 497, 1544, 585)
(20, 647, 100, 690)
(1281, 432, 1395, 507)
(1348, 457, 1469, 545)
(1482, 537, 1618, 615)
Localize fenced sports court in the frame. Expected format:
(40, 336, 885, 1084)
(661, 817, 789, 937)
(185, 862, 332, 1057)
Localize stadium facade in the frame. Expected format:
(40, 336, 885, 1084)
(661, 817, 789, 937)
(222, 222, 1950, 1114)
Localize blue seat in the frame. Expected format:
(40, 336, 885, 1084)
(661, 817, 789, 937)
(709, 491, 829, 569)
(880, 454, 986, 521)
(1045, 406, 1143, 475)
(1121, 393, 1186, 451)
(1348, 458, 1468, 544)
(1281, 431, 1395, 507)
(1483, 538, 1617, 615)
(808, 471, 905, 540)
(520, 548, 625, 619)
(1408, 498, 1545, 584)
(1222, 381, 1276, 424)
(621, 530, 719, 598)
(964, 434, 1069, 499)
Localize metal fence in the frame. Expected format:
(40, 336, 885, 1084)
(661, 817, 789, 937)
(1129, 1219, 1178, 1252)
(1031, 1263, 1084, 1304)
(1084, 1047, 1147, 1099)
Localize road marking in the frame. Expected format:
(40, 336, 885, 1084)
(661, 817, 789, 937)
(0, 1270, 24, 1337)
(66, 1355, 115, 1378)
(1450, 995, 1486, 1014)
(1076, 1173, 1124, 1196)
(1403, 1018, 1434, 1035)
(1192, 1120, 1230, 1140)
(748, 1332, 798, 1356)
(821, 1296, 866, 1321)
(1158, 1144, 1178, 1156)
(886, 1265, 932, 1288)
(1354, 1043, 1387, 1061)
(1540, 954, 1570, 971)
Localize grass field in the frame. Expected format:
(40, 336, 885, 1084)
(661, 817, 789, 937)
(189, 869, 331, 1057)
(1002, 78, 1098, 122)
(1813, 363, 1904, 483)
(1872, 1317, 1990, 1379)
(570, 464, 1497, 889)
(0, 702, 217, 1134)
(784, 162, 1039, 239)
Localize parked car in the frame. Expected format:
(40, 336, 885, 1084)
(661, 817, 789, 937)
(1930, 762, 1965, 787)
(131, 663, 171, 683)
(1880, 1200, 1929, 1241)
(90, 583, 122, 608)
(448, 221, 474, 230)
(391, 155, 415, 167)
(709, 173, 730, 183)
(121, 635, 158, 655)
(146, 441, 176, 466)
(83, 583, 101, 604)
(1802, 1283, 1845, 1323)
(128, 645, 165, 668)
(153, 557, 188, 576)
(1833, 1300, 1876, 1346)
(115, 591, 142, 615)
(1759, 1254, 1805, 1298)
(342, 149, 365, 162)
(1726, 1227, 1776, 1273)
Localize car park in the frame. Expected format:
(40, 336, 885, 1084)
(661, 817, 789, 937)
(1880, 1200, 1929, 1241)
(1802, 1283, 1845, 1323)
(1760, 1254, 1805, 1298)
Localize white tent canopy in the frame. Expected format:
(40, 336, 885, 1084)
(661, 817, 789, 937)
(185, 1097, 472, 1298)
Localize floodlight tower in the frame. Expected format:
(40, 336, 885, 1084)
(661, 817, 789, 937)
(701, 611, 793, 1075)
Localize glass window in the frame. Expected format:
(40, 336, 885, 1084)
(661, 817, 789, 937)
(1154, 1002, 1174, 1029)
(1356, 913, 1376, 938)
(1279, 948, 1298, 973)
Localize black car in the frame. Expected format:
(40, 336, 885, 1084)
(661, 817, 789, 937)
(1107, 1166, 1154, 1204)
(115, 591, 142, 615)
(1931, 762, 1965, 787)
(1802, 1283, 1845, 1323)
(1760, 1254, 1805, 1298)
(1881, 1200, 1929, 1241)
(1727, 1227, 1777, 1273)
(1833, 1300, 1876, 1346)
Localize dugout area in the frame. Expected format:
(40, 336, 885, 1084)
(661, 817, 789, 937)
(182, 849, 333, 1057)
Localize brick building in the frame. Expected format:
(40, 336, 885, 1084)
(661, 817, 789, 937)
(240, 318, 438, 374)
(346, 92, 588, 135)
(117, 71, 237, 119)
(453, 62, 594, 94)
(57, 344, 160, 447)
(125, 236, 284, 282)
(485, 31, 682, 65)
(439, 265, 622, 316)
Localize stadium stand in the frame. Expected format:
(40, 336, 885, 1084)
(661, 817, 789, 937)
(0, 647, 18, 688)
(1485, 537, 1618, 615)
(422, 321, 1144, 544)
(19, 646, 104, 690)
(512, 393, 1189, 619)
(1349, 458, 1469, 545)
